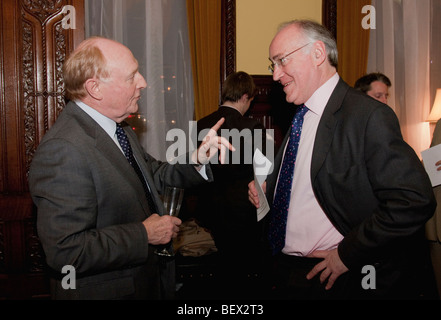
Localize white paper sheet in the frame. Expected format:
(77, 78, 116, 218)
(421, 144, 441, 187)
(253, 149, 272, 221)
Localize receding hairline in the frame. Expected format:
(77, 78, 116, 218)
(74, 36, 131, 62)
(271, 20, 320, 50)
(272, 19, 338, 68)
(76, 36, 121, 50)
(63, 37, 120, 100)
(74, 37, 139, 76)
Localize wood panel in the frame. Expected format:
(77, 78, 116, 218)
(0, 0, 84, 299)
(247, 75, 297, 151)
(220, 0, 236, 85)
(323, 0, 337, 40)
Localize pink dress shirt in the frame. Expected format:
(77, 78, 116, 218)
(280, 73, 344, 256)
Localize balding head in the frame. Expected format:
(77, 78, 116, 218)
(63, 37, 134, 101)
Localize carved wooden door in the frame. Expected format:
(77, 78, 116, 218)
(0, 0, 84, 299)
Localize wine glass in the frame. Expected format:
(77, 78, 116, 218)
(155, 186, 184, 257)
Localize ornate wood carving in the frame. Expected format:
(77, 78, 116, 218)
(22, 0, 64, 21)
(0, 0, 84, 299)
(220, 0, 236, 96)
(21, 0, 74, 175)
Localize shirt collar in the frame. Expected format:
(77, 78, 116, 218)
(305, 72, 340, 117)
(75, 100, 117, 138)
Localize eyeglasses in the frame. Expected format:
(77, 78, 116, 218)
(268, 43, 310, 74)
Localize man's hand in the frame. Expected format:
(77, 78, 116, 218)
(306, 248, 349, 290)
(142, 213, 181, 245)
(192, 117, 235, 165)
(436, 160, 441, 171)
(248, 180, 266, 208)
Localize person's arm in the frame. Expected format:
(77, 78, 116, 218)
(145, 117, 235, 189)
(338, 106, 435, 270)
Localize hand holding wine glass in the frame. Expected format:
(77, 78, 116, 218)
(142, 213, 181, 245)
(154, 186, 185, 256)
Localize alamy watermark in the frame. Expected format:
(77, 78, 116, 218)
(165, 121, 275, 175)
(362, 5, 376, 30)
(61, 4, 376, 33)
(61, 5, 76, 30)
(361, 265, 376, 290)
(61, 265, 76, 289)
(60, 264, 377, 291)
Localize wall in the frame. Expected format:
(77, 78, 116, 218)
(236, 0, 322, 75)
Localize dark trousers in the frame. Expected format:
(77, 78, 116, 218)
(269, 253, 367, 300)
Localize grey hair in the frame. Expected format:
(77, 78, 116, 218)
(278, 19, 338, 68)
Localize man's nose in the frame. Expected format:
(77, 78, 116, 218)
(272, 65, 284, 82)
(137, 73, 147, 89)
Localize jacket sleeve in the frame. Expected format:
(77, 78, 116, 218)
(336, 105, 436, 270)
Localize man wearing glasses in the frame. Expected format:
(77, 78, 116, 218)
(249, 20, 436, 299)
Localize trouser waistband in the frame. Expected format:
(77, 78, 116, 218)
(275, 253, 323, 269)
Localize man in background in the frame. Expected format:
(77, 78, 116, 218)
(190, 71, 273, 298)
(354, 72, 391, 105)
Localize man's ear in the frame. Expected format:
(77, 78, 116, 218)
(84, 78, 103, 100)
(240, 93, 249, 102)
(312, 41, 327, 66)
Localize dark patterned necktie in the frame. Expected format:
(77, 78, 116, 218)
(116, 123, 157, 213)
(269, 105, 309, 255)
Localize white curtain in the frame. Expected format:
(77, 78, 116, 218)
(85, 0, 194, 161)
(367, 0, 440, 156)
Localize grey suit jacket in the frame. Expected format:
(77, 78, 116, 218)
(29, 101, 212, 299)
(266, 79, 435, 296)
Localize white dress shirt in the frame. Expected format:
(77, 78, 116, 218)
(75, 100, 124, 152)
(281, 73, 344, 256)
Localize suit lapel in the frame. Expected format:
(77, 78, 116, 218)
(66, 103, 152, 216)
(311, 79, 349, 181)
